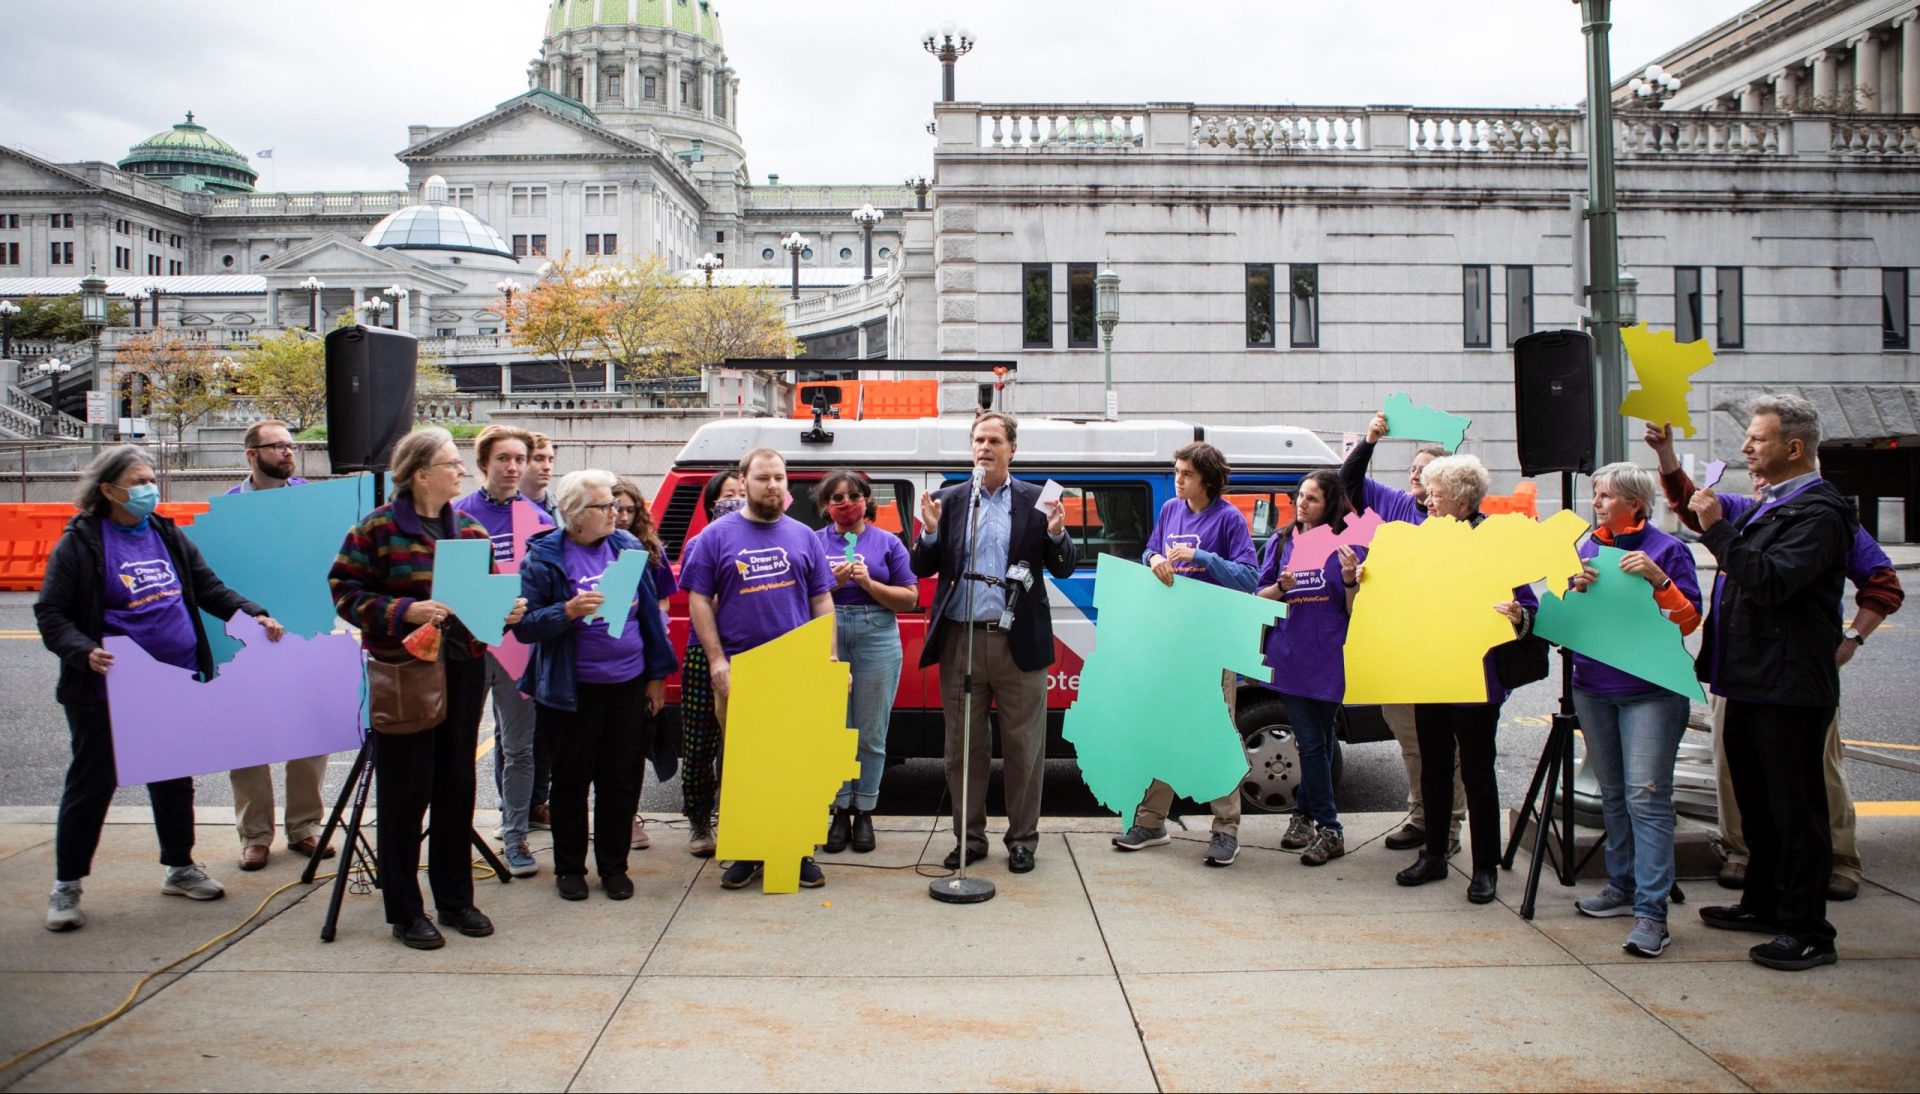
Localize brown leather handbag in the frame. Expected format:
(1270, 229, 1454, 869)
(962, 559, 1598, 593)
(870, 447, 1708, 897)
(366, 650, 446, 735)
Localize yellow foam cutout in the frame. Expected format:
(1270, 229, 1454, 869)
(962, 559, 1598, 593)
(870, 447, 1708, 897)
(1344, 510, 1588, 704)
(714, 614, 858, 893)
(1620, 322, 1716, 438)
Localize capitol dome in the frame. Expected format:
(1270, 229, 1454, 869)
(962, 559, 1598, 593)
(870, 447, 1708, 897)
(546, 0, 723, 44)
(118, 112, 258, 194)
(362, 176, 516, 259)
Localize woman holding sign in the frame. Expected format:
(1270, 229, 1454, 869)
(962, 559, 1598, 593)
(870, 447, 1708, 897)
(1554, 462, 1700, 958)
(36, 445, 284, 932)
(812, 470, 917, 854)
(1255, 470, 1362, 867)
(330, 427, 526, 950)
(513, 470, 678, 902)
(611, 476, 675, 851)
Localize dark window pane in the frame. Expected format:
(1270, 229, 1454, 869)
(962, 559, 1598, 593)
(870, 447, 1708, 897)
(1022, 264, 1052, 348)
(1463, 265, 1491, 348)
(1675, 267, 1703, 344)
(1289, 264, 1318, 347)
(1716, 267, 1743, 349)
(1884, 269, 1910, 350)
(1246, 264, 1275, 347)
(1068, 263, 1096, 347)
(1054, 481, 1153, 566)
(1505, 266, 1533, 346)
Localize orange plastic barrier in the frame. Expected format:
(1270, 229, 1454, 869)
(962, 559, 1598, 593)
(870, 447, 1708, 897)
(1482, 480, 1539, 519)
(0, 501, 209, 591)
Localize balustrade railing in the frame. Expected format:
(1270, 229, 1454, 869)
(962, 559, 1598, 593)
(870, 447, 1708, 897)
(1409, 111, 1579, 153)
(742, 185, 915, 210)
(1193, 109, 1369, 152)
(978, 107, 1146, 150)
(1830, 117, 1920, 155)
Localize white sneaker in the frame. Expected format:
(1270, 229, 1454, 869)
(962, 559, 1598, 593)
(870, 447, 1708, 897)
(161, 863, 226, 901)
(46, 887, 85, 931)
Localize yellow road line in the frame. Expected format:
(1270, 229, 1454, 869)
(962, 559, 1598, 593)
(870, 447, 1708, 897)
(1844, 739, 1920, 753)
(1856, 801, 1920, 817)
(475, 735, 494, 762)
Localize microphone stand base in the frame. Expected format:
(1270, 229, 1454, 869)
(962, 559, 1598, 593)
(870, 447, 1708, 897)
(929, 875, 997, 904)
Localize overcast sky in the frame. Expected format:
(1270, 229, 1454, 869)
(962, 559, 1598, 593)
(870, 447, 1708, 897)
(4, 0, 1754, 192)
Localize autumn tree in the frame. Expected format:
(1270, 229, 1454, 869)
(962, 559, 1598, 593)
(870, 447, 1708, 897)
(117, 331, 236, 452)
(590, 256, 676, 380)
(503, 255, 605, 393)
(234, 328, 326, 432)
(652, 283, 801, 378)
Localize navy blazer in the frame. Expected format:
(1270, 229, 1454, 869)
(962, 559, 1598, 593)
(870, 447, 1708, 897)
(910, 476, 1078, 673)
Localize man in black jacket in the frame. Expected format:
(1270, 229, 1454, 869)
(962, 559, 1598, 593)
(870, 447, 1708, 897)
(911, 413, 1077, 874)
(1688, 394, 1857, 971)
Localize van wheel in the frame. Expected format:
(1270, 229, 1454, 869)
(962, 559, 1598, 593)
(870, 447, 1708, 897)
(1235, 696, 1344, 813)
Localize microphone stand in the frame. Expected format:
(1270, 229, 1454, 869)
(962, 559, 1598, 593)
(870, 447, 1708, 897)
(931, 469, 996, 904)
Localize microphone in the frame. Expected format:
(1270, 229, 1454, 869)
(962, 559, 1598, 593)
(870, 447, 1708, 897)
(970, 463, 985, 491)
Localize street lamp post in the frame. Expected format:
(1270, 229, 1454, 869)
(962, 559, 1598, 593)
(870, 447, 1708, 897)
(920, 23, 975, 102)
(905, 175, 932, 211)
(1627, 63, 1683, 107)
(0, 299, 17, 362)
(851, 204, 884, 281)
(496, 278, 520, 332)
(300, 276, 326, 331)
(80, 271, 109, 438)
(782, 232, 809, 301)
(1578, 0, 1629, 466)
(124, 287, 150, 328)
(150, 287, 164, 330)
(695, 252, 724, 288)
(1095, 264, 1120, 421)
(384, 285, 409, 330)
(360, 297, 390, 328)
(37, 356, 71, 435)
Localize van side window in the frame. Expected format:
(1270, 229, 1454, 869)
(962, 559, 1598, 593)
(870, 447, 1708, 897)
(1223, 483, 1300, 557)
(1055, 481, 1153, 567)
(787, 477, 916, 548)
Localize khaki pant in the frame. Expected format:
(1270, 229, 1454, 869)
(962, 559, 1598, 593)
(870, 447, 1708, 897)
(1711, 694, 1860, 879)
(939, 626, 1048, 854)
(1385, 703, 1463, 837)
(229, 754, 330, 848)
(1131, 671, 1241, 838)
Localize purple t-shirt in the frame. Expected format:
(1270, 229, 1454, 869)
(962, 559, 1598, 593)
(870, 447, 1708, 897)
(562, 536, 648, 685)
(1569, 525, 1701, 698)
(818, 524, 916, 607)
(678, 513, 834, 657)
(1144, 497, 1257, 585)
(101, 521, 199, 671)
(452, 489, 554, 563)
(1257, 532, 1359, 703)
(225, 476, 310, 495)
(1361, 478, 1427, 526)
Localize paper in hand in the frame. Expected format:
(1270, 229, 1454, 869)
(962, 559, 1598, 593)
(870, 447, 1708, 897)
(1035, 479, 1065, 512)
(1702, 459, 1728, 489)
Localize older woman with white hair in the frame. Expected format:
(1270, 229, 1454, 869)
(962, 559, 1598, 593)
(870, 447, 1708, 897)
(513, 469, 678, 902)
(1394, 453, 1538, 905)
(1545, 461, 1703, 957)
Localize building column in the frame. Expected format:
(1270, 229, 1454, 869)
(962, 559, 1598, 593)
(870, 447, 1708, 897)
(1898, 10, 1920, 114)
(413, 292, 429, 336)
(266, 289, 279, 328)
(1772, 67, 1801, 110)
(667, 58, 682, 110)
(1809, 49, 1838, 104)
(351, 286, 363, 322)
(1735, 82, 1761, 112)
(625, 50, 639, 109)
(584, 54, 598, 110)
(1852, 34, 1883, 111)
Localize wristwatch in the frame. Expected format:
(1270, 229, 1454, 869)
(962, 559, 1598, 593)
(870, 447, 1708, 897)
(1844, 627, 1866, 646)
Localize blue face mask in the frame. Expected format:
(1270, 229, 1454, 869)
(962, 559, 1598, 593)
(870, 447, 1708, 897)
(117, 483, 160, 520)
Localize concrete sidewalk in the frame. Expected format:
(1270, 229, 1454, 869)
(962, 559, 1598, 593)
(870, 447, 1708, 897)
(1, 806, 1917, 1092)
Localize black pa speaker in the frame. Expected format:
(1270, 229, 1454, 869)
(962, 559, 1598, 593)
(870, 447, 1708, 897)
(325, 325, 418, 473)
(1513, 329, 1596, 477)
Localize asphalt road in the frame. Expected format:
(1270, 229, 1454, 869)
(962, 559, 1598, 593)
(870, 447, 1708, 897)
(2, 591, 1914, 832)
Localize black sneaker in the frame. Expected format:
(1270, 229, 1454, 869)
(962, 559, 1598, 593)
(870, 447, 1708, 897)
(1749, 934, 1837, 972)
(1699, 904, 1784, 935)
(799, 857, 825, 888)
(602, 873, 634, 901)
(557, 874, 589, 901)
(721, 860, 763, 889)
(823, 809, 851, 854)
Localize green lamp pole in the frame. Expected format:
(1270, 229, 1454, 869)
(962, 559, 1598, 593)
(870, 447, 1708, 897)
(1580, 0, 1628, 466)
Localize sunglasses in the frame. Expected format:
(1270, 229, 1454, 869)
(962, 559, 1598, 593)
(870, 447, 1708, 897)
(826, 492, 865, 504)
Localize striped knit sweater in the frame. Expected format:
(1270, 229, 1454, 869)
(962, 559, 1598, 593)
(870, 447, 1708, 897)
(329, 492, 490, 657)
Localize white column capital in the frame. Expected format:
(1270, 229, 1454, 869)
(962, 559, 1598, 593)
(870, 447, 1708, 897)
(1805, 49, 1831, 66)
(1847, 32, 1878, 49)
(1892, 8, 1919, 29)
(1770, 69, 1791, 84)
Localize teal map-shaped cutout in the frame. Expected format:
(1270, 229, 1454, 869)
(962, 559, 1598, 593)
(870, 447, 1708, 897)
(584, 548, 650, 637)
(1533, 545, 1705, 702)
(1383, 391, 1471, 452)
(1064, 553, 1283, 814)
(431, 539, 520, 646)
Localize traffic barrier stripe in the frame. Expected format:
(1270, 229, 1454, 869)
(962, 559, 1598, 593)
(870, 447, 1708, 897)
(0, 502, 209, 591)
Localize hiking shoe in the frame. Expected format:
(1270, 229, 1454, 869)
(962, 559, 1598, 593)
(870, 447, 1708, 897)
(1281, 815, 1316, 850)
(1576, 885, 1635, 919)
(799, 857, 825, 888)
(823, 808, 852, 854)
(1750, 934, 1837, 971)
(688, 820, 717, 858)
(161, 863, 225, 901)
(46, 887, 85, 932)
(1623, 916, 1670, 958)
(1300, 827, 1345, 866)
(1383, 823, 1426, 850)
(629, 818, 650, 850)
(1112, 825, 1171, 851)
(721, 860, 763, 889)
(503, 841, 540, 879)
(1204, 833, 1241, 867)
(528, 803, 552, 830)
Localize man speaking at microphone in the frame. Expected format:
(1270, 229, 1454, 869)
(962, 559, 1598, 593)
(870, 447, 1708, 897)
(912, 412, 1077, 875)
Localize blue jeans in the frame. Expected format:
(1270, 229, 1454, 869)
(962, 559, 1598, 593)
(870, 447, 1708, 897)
(1574, 687, 1691, 920)
(486, 655, 540, 843)
(833, 605, 902, 812)
(1281, 693, 1341, 832)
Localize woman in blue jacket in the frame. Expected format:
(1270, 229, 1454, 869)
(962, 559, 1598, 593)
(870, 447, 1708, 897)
(514, 469, 678, 902)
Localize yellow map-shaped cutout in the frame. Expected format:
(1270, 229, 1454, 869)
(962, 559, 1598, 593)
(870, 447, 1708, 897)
(1620, 322, 1715, 438)
(715, 615, 858, 893)
(1344, 510, 1588, 704)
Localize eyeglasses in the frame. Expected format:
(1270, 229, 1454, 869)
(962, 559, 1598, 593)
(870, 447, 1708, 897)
(826, 492, 864, 504)
(589, 501, 621, 515)
(432, 458, 466, 471)
(250, 443, 295, 453)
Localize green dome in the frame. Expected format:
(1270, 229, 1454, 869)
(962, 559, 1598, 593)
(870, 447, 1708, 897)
(118, 113, 257, 194)
(546, 0, 723, 45)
